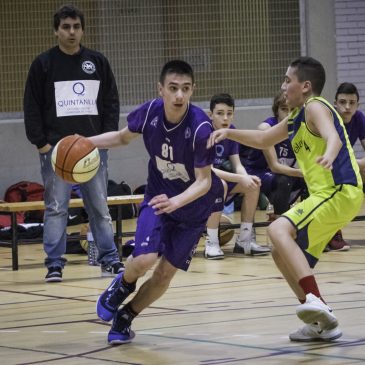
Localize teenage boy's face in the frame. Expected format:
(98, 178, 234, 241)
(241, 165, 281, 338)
(281, 66, 308, 109)
(335, 93, 359, 124)
(55, 17, 83, 53)
(158, 73, 194, 121)
(209, 103, 234, 130)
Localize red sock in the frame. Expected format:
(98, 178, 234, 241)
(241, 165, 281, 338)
(298, 275, 326, 304)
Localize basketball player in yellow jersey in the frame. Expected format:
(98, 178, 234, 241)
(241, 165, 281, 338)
(208, 56, 363, 342)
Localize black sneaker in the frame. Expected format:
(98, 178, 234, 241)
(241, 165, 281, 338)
(45, 267, 63, 283)
(101, 262, 125, 277)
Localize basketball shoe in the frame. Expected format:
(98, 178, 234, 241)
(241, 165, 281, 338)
(96, 273, 136, 322)
(296, 293, 338, 331)
(101, 261, 125, 277)
(204, 237, 224, 260)
(233, 229, 271, 256)
(326, 230, 350, 251)
(108, 308, 135, 345)
(289, 322, 342, 342)
(45, 267, 63, 283)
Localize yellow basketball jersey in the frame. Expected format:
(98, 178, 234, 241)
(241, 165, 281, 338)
(287, 96, 361, 194)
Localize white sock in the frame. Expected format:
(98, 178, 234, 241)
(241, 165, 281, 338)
(207, 228, 219, 244)
(239, 222, 253, 242)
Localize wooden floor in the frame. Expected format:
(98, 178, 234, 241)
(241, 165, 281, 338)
(1, 205, 365, 365)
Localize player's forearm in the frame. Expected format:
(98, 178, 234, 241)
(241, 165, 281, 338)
(88, 131, 124, 148)
(213, 168, 241, 183)
(224, 129, 264, 148)
(326, 135, 343, 163)
(172, 175, 211, 209)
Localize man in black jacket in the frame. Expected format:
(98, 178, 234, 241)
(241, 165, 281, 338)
(24, 4, 123, 282)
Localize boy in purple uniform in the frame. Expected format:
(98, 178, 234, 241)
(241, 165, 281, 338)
(241, 91, 306, 220)
(327, 82, 365, 250)
(205, 93, 270, 259)
(89, 60, 224, 345)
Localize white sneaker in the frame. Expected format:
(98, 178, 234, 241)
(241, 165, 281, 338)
(296, 293, 338, 331)
(233, 237, 271, 256)
(289, 323, 342, 342)
(204, 238, 224, 260)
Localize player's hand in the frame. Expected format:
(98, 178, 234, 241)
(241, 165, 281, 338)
(240, 174, 261, 191)
(316, 155, 333, 169)
(148, 194, 179, 215)
(38, 143, 52, 154)
(207, 129, 229, 148)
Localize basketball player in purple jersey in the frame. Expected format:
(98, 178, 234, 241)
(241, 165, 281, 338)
(89, 60, 224, 345)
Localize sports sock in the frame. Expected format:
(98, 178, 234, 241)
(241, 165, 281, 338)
(238, 222, 253, 241)
(207, 228, 219, 243)
(123, 302, 138, 320)
(298, 275, 326, 304)
(121, 275, 136, 292)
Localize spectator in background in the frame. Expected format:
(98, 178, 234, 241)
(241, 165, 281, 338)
(204, 93, 270, 259)
(24, 4, 123, 282)
(325, 82, 365, 251)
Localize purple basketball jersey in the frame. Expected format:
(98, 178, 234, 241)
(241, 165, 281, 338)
(213, 125, 239, 167)
(243, 117, 296, 174)
(344, 110, 365, 147)
(127, 98, 223, 224)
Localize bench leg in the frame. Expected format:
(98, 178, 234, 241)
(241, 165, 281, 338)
(115, 206, 123, 261)
(11, 212, 18, 271)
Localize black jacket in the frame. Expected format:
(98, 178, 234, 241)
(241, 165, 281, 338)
(24, 46, 120, 148)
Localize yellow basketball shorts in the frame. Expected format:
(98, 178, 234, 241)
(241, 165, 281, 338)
(283, 184, 363, 267)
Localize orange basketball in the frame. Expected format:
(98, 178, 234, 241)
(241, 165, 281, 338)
(219, 214, 235, 246)
(51, 135, 100, 184)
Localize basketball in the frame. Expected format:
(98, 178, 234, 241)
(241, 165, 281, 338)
(219, 214, 235, 246)
(51, 135, 100, 184)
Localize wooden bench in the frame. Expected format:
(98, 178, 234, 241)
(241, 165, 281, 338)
(0, 195, 144, 271)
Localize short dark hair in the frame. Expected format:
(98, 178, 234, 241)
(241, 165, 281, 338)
(272, 90, 287, 118)
(290, 56, 326, 95)
(335, 82, 359, 101)
(53, 4, 85, 31)
(159, 60, 194, 85)
(210, 93, 235, 112)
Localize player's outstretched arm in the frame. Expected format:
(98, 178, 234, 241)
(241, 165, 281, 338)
(89, 126, 139, 148)
(207, 119, 288, 149)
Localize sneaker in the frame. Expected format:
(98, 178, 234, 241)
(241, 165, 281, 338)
(45, 267, 63, 283)
(101, 262, 125, 277)
(289, 323, 342, 342)
(204, 237, 224, 260)
(108, 308, 135, 345)
(326, 230, 350, 251)
(233, 237, 271, 256)
(296, 293, 338, 331)
(96, 273, 136, 322)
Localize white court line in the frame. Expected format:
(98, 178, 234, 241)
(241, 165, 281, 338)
(42, 331, 67, 333)
(232, 334, 260, 338)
